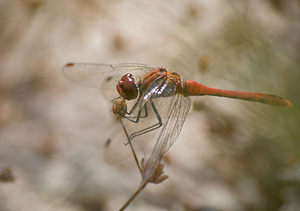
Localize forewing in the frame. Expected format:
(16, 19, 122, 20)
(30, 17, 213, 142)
(62, 63, 155, 100)
(142, 94, 191, 182)
(103, 125, 132, 164)
(104, 119, 154, 166)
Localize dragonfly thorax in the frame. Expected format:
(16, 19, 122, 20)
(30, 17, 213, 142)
(116, 73, 139, 100)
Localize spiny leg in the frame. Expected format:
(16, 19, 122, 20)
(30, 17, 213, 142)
(126, 99, 162, 144)
(123, 102, 148, 122)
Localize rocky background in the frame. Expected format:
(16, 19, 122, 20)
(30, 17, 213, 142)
(0, 0, 299, 210)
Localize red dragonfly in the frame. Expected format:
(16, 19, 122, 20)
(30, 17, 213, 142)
(63, 63, 292, 210)
(63, 62, 292, 176)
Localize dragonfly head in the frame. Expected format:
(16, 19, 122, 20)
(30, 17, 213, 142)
(116, 73, 139, 100)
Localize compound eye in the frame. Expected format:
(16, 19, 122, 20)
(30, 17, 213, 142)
(116, 73, 138, 100)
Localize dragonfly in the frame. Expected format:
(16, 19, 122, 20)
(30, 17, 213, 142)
(62, 63, 292, 210)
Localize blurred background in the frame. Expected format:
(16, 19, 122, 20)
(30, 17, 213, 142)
(0, 0, 299, 210)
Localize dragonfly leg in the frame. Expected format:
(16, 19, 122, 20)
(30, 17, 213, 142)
(125, 99, 162, 144)
(123, 103, 148, 122)
(126, 95, 143, 116)
(115, 95, 147, 122)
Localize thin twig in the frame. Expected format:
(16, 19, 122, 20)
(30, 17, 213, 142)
(119, 181, 148, 211)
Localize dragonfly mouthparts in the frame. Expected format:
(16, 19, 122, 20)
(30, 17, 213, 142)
(112, 97, 127, 118)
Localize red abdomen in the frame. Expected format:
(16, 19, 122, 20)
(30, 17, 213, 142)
(184, 80, 292, 107)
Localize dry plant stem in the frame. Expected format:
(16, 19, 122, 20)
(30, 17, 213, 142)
(120, 119, 142, 175)
(119, 181, 149, 211)
(119, 159, 169, 210)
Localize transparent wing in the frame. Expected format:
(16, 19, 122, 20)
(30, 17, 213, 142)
(104, 120, 153, 165)
(62, 63, 155, 100)
(103, 125, 133, 164)
(141, 94, 191, 183)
